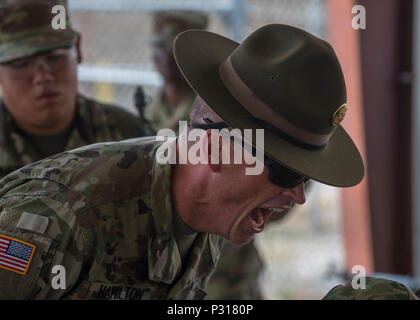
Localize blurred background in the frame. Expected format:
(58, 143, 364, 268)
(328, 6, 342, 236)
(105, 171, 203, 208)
(63, 0, 418, 299)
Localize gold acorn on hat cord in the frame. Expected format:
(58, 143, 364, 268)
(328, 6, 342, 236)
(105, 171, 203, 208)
(331, 103, 347, 126)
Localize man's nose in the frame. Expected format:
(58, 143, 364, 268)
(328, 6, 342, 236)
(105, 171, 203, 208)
(32, 59, 54, 84)
(282, 182, 306, 204)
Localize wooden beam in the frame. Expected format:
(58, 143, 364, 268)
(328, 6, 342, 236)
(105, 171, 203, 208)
(326, 0, 374, 273)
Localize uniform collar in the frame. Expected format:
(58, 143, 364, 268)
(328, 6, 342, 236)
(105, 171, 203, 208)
(147, 139, 182, 283)
(146, 139, 224, 290)
(0, 95, 103, 174)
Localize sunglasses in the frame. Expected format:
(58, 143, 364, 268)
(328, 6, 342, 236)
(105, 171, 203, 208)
(190, 118, 309, 189)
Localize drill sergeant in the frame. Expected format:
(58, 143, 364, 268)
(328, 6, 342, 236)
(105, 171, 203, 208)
(0, 24, 364, 299)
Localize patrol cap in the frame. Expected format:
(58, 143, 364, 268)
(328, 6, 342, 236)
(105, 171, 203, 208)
(151, 10, 208, 49)
(0, 0, 77, 64)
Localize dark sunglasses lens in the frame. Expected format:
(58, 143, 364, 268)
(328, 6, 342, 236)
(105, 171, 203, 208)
(191, 119, 309, 188)
(266, 160, 308, 188)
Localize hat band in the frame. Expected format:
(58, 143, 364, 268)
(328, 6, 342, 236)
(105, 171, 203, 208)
(218, 56, 332, 147)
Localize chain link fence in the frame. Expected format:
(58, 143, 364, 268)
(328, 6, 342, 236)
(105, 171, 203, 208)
(73, 0, 341, 300)
(71, 0, 328, 114)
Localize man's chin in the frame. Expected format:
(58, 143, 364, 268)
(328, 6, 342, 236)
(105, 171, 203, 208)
(30, 113, 74, 135)
(228, 234, 254, 246)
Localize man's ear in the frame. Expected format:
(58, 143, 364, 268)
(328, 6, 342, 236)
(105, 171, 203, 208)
(75, 33, 83, 63)
(206, 129, 222, 172)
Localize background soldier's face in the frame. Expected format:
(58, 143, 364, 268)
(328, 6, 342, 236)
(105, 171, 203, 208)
(0, 40, 81, 135)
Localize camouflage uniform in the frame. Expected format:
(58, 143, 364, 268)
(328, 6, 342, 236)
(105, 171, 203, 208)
(0, 138, 224, 299)
(0, 94, 144, 178)
(323, 277, 419, 300)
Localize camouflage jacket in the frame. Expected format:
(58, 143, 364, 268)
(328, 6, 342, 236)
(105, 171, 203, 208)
(0, 137, 223, 300)
(0, 94, 145, 178)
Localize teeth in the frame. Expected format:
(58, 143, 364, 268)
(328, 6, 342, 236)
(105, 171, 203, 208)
(250, 208, 288, 229)
(251, 209, 264, 229)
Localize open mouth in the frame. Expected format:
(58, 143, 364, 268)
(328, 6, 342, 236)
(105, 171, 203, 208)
(249, 207, 287, 232)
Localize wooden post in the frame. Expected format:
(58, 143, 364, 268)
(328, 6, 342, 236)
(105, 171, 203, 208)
(326, 0, 374, 273)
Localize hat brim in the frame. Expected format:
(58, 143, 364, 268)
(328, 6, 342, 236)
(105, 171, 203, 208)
(173, 30, 364, 187)
(0, 29, 77, 64)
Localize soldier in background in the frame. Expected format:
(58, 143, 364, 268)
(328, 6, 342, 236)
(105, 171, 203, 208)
(141, 11, 208, 133)
(0, 0, 145, 178)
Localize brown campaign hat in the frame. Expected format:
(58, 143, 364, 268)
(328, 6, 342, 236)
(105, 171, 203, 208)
(173, 24, 364, 187)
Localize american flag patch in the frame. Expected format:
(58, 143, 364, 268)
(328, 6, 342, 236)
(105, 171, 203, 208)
(0, 235, 36, 275)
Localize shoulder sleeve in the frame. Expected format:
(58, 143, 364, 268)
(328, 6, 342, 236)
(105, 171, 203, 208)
(77, 94, 152, 139)
(0, 180, 95, 299)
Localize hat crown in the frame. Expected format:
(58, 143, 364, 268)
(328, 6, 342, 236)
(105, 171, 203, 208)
(0, 0, 71, 31)
(230, 24, 347, 135)
(0, 0, 76, 63)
